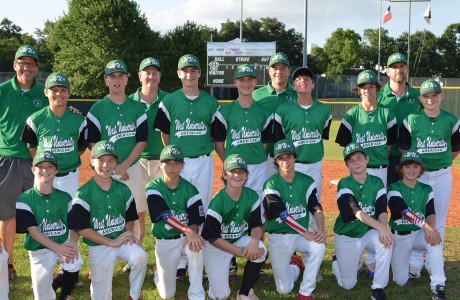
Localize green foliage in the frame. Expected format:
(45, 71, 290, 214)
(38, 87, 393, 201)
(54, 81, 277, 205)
(438, 23, 460, 77)
(322, 28, 362, 76)
(360, 28, 397, 70)
(0, 18, 36, 72)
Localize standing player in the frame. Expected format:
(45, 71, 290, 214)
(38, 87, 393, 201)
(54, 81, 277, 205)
(16, 151, 82, 300)
(263, 140, 326, 300)
(0, 45, 48, 282)
(332, 143, 393, 300)
(377, 53, 422, 185)
(387, 151, 446, 300)
(146, 145, 205, 300)
(128, 57, 168, 247)
(87, 60, 148, 242)
(69, 141, 147, 300)
(213, 64, 274, 195)
(0, 238, 9, 298)
(253, 53, 297, 177)
(22, 72, 88, 198)
(202, 154, 267, 300)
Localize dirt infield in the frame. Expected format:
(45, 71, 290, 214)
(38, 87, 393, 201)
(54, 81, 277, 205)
(79, 153, 460, 226)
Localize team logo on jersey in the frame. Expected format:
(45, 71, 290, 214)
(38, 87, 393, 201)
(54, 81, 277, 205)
(230, 127, 261, 146)
(359, 202, 375, 217)
(181, 56, 198, 64)
(32, 99, 43, 108)
(163, 147, 181, 155)
(107, 121, 137, 143)
(227, 156, 246, 165)
(287, 95, 296, 102)
(290, 129, 321, 146)
(93, 214, 125, 235)
(96, 142, 115, 152)
(416, 137, 448, 154)
(43, 136, 75, 154)
(221, 221, 248, 240)
(355, 131, 387, 148)
(19, 46, 37, 56)
(40, 218, 67, 237)
(107, 61, 124, 70)
(165, 211, 188, 231)
(174, 119, 207, 137)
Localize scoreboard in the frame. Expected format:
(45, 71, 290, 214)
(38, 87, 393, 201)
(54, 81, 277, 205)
(206, 42, 276, 87)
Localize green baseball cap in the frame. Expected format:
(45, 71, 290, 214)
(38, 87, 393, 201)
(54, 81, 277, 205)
(343, 143, 366, 161)
(178, 54, 200, 70)
(15, 45, 39, 61)
(139, 57, 161, 71)
(387, 53, 407, 67)
(224, 154, 248, 172)
(33, 151, 58, 168)
(356, 70, 378, 86)
(274, 139, 297, 160)
(45, 72, 70, 89)
(160, 145, 184, 163)
(105, 60, 128, 76)
(419, 79, 442, 96)
(269, 53, 290, 67)
(234, 64, 257, 79)
(91, 140, 118, 159)
(292, 67, 314, 80)
(400, 151, 424, 167)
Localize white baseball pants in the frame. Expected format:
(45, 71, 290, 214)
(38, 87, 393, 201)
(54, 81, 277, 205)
(182, 155, 214, 212)
(0, 250, 9, 300)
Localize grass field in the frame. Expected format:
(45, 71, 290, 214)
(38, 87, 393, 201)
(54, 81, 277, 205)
(7, 120, 460, 299)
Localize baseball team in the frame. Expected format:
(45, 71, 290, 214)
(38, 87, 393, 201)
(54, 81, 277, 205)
(0, 45, 458, 300)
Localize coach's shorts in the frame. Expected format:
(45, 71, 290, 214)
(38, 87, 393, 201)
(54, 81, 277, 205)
(0, 156, 34, 220)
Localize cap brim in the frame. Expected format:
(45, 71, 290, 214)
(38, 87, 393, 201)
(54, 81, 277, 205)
(92, 152, 118, 159)
(160, 158, 184, 163)
(274, 150, 297, 160)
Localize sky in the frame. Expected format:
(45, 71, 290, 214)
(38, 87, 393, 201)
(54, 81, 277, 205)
(2, 0, 457, 47)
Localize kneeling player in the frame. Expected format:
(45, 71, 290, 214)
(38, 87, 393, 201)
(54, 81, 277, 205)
(16, 151, 82, 300)
(332, 143, 393, 300)
(263, 140, 326, 300)
(69, 141, 147, 300)
(202, 154, 267, 300)
(388, 151, 446, 300)
(146, 145, 205, 299)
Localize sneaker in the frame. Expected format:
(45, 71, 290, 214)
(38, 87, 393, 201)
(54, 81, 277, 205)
(409, 266, 422, 279)
(8, 267, 17, 284)
(176, 268, 186, 283)
(298, 293, 315, 300)
(123, 263, 131, 273)
(236, 289, 259, 300)
(432, 285, 446, 300)
(229, 262, 238, 282)
(371, 288, 387, 300)
(367, 262, 376, 279)
(257, 269, 269, 282)
(290, 255, 305, 273)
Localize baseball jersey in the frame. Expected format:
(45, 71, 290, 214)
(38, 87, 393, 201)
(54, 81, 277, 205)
(388, 180, 435, 232)
(263, 171, 320, 234)
(87, 96, 148, 164)
(16, 187, 72, 251)
(377, 83, 422, 157)
(21, 107, 88, 173)
(0, 77, 48, 158)
(212, 100, 274, 164)
(333, 174, 387, 238)
(128, 87, 168, 159)
(201, 187, 262, 244)
(274, 100, 332, 163)
(253, 81, 297, 154)
(399, 110, 460, 171)
(146, 176, 205, 239)
(69, 178, 138, 246)
(335, 104, 397, 167)
(154, 89, 219, 157)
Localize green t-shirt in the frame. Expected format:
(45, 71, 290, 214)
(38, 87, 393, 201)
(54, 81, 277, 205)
(0, 77, 48, 158)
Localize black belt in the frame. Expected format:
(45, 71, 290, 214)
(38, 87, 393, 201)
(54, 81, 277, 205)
(391, 229, 416, 236)
(56, 170, 76, 177)
(429, 167, 448, 172)
(367, 165, 388, 169)
(188, 153, 210, 159)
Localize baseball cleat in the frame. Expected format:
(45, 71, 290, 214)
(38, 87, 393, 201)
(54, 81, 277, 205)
(371, 288, 387, 300)
(290, 255, 305, 273)
(408, 266, 422, 279)
(176, 268, 186, 283)
(432, 285, 446, 300)
(298, 293, 315, 300)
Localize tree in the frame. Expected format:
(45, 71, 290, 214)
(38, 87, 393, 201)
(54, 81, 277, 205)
(0, 18, 36, 72)
(47, 0, 161, 98)
(409, 30, 441, 77)
(322, 28, 362, 76)
(361, 28, 397, 71)
(438, 23, 460, 77)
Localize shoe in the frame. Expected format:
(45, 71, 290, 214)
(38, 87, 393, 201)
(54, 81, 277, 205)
(367, 262, 375, 279)
(371, 288, 387, 300)
(236, 289, 259, 300)
(229, 262, 238, 281)
(8, 267, 17, 284)
(409, 266, 422, 279)
(290, 255, 305, 273)
(257, 269, 269, 282)
(73, 280, 83, 289)
(123, 263, 131, 273)
(52, 269, 64, 291)
(298, 293, 315, 300)
(432, 285, 446, 300)
(176, 268, 186, 283)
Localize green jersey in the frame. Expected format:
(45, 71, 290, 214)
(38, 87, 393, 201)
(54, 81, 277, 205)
(16, 187, 72, 251)
(274, 100, 332, 163)
(0, 77, 48, 158)
(87, 96, 148, 164)
(212, 100, 273, 164)
(388, 180, 434, 232)
(128, 87, 168, 159)
(334, 174, 387, 238)
(253, 81, 297, 154)
(154, 89, 219, 157)
(399, 110, 460, 171)
(146, 176, 204, 239)
(336, 104, 397, 167)
(202, 187, 262, 244)
(69, 178, 138, 246)
(22, 107, 88, 173)
(378, 82, 422, 156)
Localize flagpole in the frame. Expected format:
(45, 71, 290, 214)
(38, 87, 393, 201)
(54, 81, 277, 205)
(378, 0, 383, 81)
(408, 0, 412, 75)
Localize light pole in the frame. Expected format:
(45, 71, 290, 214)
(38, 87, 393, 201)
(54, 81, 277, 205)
(303, 0, 308, 67)
(240, 0, 243, 41)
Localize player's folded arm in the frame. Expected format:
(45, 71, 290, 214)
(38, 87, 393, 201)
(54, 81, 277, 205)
(15, 206, 38, 234)
(387, 192, 408, 220)
(375, 193, 388, 218)
(262, 192, 287, 220)
(201, 213, 222, 244)
(68, 203, 91, 231)
(337, 193, 361, 223)
(187, 199, 205, 226)
(146, 192, 171, 223)
(307, 187, 322, 215)
(248, 204, 263, 230)
(125, 199, 139, 222)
